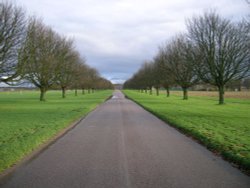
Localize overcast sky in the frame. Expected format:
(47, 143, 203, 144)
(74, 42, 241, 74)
(15, 0, 249, 83)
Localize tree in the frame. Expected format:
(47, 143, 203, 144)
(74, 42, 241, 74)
(19, 18, 60, 101)
(123, 61, 155, 93)
(55, 36, 79, 98)
(85, 67, 99, 93)
(162, 35, 199, 100)
(151, 62, 162, 96)
(70, 59, 85, 96)
(95, 77, 113, 89)
(154, 48, 175, 97)
(77, 59, 89, 95)
(0, 1, 26, 83)
(187, 11, 250, 104)
(139, 61, 154, 94)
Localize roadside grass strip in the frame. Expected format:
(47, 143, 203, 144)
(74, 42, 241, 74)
(0, 90, 112, 173)
(123, 90, 250, 173)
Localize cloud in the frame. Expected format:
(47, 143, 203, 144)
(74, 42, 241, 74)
(15, 0, 249, 83)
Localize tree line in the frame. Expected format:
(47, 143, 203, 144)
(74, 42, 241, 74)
(0, 1, 113, 101)
(124, 11, 250, 104)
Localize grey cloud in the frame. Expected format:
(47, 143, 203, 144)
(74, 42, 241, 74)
(16, 0, 249, 83)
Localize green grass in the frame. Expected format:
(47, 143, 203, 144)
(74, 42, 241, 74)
(123, 90, 250, 172)
(0, 90, 112, 173)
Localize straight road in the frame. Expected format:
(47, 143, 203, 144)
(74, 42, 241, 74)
(1, 91, 249, 188)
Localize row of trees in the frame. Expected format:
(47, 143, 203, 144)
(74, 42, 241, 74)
(0, 1, 113, 101)
(124, 11, 250, 104)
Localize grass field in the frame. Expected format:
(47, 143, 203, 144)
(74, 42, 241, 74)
(123, 90, 250, 172)
(169, 90, 250, 99)
(0, 90, 112, 173)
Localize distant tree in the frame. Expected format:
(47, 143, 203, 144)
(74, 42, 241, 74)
(133, 66, 145, 92)
(162, 35, 199, 100)
(123, 73, 142, 90)
(187, 11, 250, 104)
(123, 61, 156, 93)
(225, 79, 242, 91)
(95, 77, 113, 89)
(242, 78, 250, 89)
(139, 62, 154, 94)
(19, 18, 60, 101)
(85, 67, 99, 93)
(126, 69, 139, 91)
(0, 1, 26, 83)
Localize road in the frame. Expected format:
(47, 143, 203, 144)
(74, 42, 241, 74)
(1, 90, 249, 188)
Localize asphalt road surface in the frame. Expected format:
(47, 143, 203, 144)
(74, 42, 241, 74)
(1, 91, 249, 188)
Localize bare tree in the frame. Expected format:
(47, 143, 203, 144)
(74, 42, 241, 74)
(154, 48, 175, 97)
(162, 35, 199, 100)
(85, 67, 99, 93)
(55, 36, 79, 98)
(70, 59, 84, 96)
(151, 62, 161, 96)
(140, 61, 154, 94)
(187, 11, 250, 104)
(0, 1, 26, 83)
(123, 61, 155, 93)
(77, 59, 89, 95)
(95, 77, 113, 89)
(19, 18, 60, 101)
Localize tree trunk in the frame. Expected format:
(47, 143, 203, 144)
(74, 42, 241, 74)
(149, 87, 152, 95)
(238, 86, 241, 91)
(88, 88, 91, 94)
(75, 89, 78, 96)
(156, 87, 159, 96)
(82, 88, 85, 95)
(62, 87, 66, 98)
(39, 87, 46, 101)
(92, 88, 94, 93)
(166, 87, 170, 97)
(182, 87, 188, 100)
(145, 89, 147, 94)
(218, 85, 225, 104)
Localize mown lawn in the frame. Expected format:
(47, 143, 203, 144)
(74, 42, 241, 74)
(0, 90, 112, 173)
(123, 90, 250, 172)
